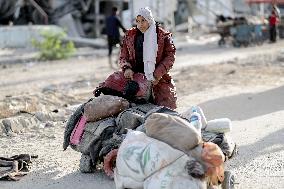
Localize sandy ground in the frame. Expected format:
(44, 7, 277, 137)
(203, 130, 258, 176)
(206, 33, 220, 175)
(0, 37, 284, 189)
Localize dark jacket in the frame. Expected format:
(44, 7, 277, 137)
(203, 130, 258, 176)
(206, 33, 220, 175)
(106, 15, 125, 38)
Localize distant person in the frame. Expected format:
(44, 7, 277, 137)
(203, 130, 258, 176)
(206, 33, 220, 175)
(269, 10, 279, 43)
(105, 7, 126, 57)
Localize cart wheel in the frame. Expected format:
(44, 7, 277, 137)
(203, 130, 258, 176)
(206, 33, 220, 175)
(221, 171, 235, 189)
(79, 154, 93, 173)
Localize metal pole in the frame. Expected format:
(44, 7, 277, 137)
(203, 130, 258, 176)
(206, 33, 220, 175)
(95, 0, 100, 37)
(206, 0, 209, 25)
(29, 0, 49, 24)
(130, 0, 134, 26)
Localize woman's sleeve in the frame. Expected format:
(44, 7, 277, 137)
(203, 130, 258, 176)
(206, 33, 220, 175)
(153, 33, 176, 80)
(119, 34, 132, 71)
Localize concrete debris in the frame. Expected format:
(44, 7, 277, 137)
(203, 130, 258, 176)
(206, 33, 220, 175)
(0, 122, 5, 136)
(35, 112, 52, 122)
(2, 118, 24, 134)
(63, 37, 107, 48)
(0, 108, 68, 135)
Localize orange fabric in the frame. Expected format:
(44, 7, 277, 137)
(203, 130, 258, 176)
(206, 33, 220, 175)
(104, 149, 118, 178)
(201, 142, 225, 185)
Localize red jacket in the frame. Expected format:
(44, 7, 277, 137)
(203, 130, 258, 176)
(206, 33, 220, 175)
(119, 26, 177, 109)
(270, 14, 279, 26)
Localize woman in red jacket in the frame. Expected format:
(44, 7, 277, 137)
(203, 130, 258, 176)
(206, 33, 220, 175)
(269, 10, 279, 43)
(119, 7, 177, 109)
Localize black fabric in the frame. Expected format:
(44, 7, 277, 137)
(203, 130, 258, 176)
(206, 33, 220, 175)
(211, 134, 224, 146)
(134, 29, 144, 73)
(95, 85, 147, 104)
(0, 154, 38, 181)
(89, 140, 102, 166)
(99, 134, 124, 159)
(94, 87, 124, 98)
(107, 35, 120, 56)
(106, 15, 123, 38)
(156, 107, 181, 117)
(133, 25, 161, 73)
(124, 80, 139, 100)
(202, 132, 237, 160)
(270, 25, 277, 42)
(185, 159, 205, 179)
(96, 126, 116, 162)
(106, 14, 125, 56)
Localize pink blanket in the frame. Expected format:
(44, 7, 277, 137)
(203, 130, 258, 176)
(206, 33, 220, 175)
(70, 115, 87, 145)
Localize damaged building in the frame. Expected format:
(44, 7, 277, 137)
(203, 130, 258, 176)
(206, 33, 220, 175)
(0, 0, 178, 38)
(0, 0, 127, 38)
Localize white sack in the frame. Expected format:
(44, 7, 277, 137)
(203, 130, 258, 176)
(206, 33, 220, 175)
(144, 155, 206, 189)
(114, 130, 205, 189)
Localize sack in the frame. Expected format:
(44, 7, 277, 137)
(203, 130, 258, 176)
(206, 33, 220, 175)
(94, 71, 151, 102)
(145, 113, 202, 152)
(114, 130, 185, 188)
(114, 130, 206, 189)
(144, 156, 206, 189)
(84, 95, 129, 122)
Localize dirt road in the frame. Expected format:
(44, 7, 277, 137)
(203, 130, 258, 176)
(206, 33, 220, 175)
(0, 38, 284, 189)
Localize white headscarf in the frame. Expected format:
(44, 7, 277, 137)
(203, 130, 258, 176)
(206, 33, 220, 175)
(136, 7, 158, 81)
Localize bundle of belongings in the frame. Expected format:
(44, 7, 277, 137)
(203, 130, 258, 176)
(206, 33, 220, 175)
(0, 154, 38, 181)
(63, 71, 237, 188)
(114, 111, 236, 189)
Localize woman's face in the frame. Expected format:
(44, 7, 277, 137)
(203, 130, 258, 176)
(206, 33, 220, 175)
(136, 15, 150, 33)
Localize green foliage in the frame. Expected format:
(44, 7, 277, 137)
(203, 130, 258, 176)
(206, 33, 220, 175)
(32, 31, 76, 60)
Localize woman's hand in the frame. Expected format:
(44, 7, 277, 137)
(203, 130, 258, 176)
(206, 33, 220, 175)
(152, 77, 161, 86)
(124, 68, 134, 80)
